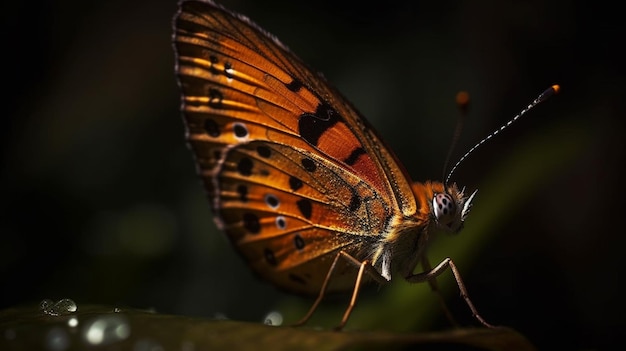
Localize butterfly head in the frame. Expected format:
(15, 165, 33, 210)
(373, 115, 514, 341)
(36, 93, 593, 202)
(431, 184, 477, 233)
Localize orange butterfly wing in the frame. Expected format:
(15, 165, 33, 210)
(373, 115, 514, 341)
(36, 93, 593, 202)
(173, 0, 423, 295)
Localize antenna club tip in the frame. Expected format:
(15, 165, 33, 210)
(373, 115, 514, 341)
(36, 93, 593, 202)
(456, 91, 470, 106)
(537, 84, 560, 103)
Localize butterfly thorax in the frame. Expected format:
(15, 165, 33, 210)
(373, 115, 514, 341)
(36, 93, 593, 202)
(371, 181, 476, 281)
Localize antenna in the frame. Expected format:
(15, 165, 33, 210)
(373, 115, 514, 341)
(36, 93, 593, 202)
(442, 91, 471, 187)
(445, 85, 560, 185)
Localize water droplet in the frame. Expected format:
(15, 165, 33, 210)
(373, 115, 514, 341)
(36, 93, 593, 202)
(55, 299, 78, 314)
(82, 315, 130, 346)
(45, 327, 70, 351)
(263, 311, 283, 326)
(67, 317, 79, 328)
(40, 299, 78, 316)
(40, 299, 53, 312)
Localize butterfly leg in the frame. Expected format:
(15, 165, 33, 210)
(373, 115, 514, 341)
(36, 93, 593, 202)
(335, 255, 374, 331)
(420, 256, 459, 328)
(291, 251, 345, 328)
(406, 257, 496, 328)
(292, 250, 385, 330)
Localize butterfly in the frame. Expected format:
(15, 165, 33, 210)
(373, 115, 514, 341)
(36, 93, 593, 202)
(172, 0, 558, 330)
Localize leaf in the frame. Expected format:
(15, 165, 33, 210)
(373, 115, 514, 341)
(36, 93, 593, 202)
(0, 304, 536, 351)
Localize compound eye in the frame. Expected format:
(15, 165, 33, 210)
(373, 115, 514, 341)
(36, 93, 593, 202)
(433, 193, 457, 224)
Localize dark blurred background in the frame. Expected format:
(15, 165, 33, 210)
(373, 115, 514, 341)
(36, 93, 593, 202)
(2, 0, 624, 349)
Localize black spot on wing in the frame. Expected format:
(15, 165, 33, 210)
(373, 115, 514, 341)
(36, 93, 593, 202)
(204, 118, 220, 137)
(285, 78, 303, 92)
(242, 213, 260, 234)
(234, 123, 248, 137)
(276, 216, 286, 230)
(257, 146, 271, 158)
(208, 88, 223, 109)
(264, 248, 277, 266)
(237, 158, 253, 176)
(237, 184, 248, 202)
(348, 190, 361, 212)
(301, 158, 316, 172)
(298, 102, 340, 146)
(296, 199, 312, 220)
(294, 234, 305, 250)
(265, 194, 279, 208)
(224, 62, 233, 79)
(209, 55, 220, 75)
(233, 123, 248, 138)
(343, 147, 366, 166)
(289, 176, 303, 191)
